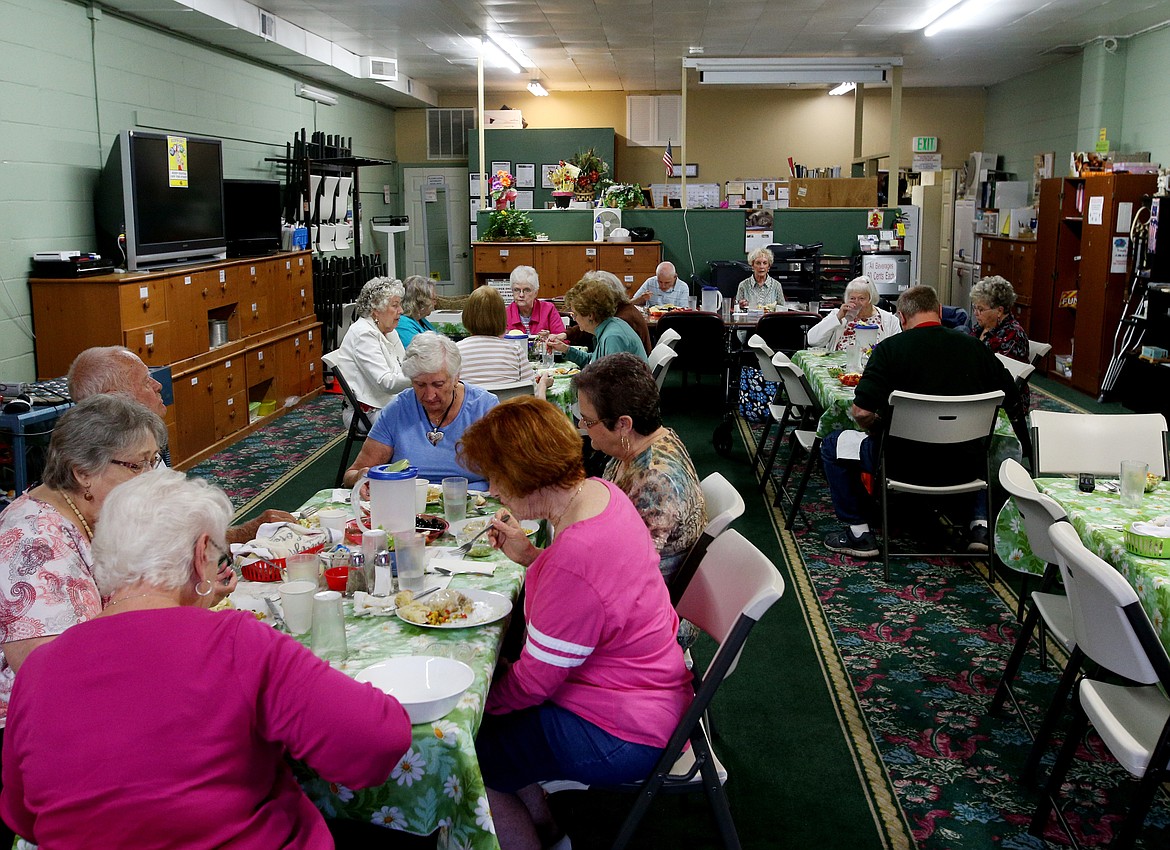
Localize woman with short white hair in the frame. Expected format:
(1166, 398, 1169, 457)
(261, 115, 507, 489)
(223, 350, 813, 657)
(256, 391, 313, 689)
(343, 332, 498, 489)
(735, 247, 788, 309)
(326, 276, 410, 427)
(806, 274, 901, 351)
(0, 469, 412, 847)
(505, 266, 566, 340)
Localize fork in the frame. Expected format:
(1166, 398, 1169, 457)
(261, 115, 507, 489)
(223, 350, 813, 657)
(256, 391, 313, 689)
(452, 512, 511, 557)
(297, 505, 321, 519)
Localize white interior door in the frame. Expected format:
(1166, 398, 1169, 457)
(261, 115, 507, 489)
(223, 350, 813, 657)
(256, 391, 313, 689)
(403, 167, 470, 294)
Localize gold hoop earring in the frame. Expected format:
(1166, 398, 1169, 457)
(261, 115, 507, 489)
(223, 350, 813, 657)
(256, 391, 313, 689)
(620, 433, 631, 457)
(195, 579, 214, 598)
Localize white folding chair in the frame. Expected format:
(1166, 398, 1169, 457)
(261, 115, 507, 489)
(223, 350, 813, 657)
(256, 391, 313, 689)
(669, 472, 746, 606)
(770, 353, 823, 528)
(879, 390, 1004, 581)
(544, 529, 785, 850)
(480, 380, 536, 402)
(995, 351, 1035, 384)
(989, 459, 1080, 782)
(657, 327, 682, 351)
(648, 344, 679, 390)
(1031, 523, 1170, 850)
(745, 335, 790, 475)
(1028, 340, 1053, 368)
(1030, 411, 1169, 477)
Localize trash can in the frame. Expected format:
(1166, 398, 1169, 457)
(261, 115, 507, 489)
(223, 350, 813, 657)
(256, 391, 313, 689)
(860, 250, 911, 297)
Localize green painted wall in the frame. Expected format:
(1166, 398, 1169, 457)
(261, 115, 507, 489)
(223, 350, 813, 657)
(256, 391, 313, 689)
(468, 128, 615, 210)
(0, 0, 397, 379)
(1121, 26, 1170, 162)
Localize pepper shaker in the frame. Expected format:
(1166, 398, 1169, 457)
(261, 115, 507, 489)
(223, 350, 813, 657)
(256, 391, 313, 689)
(345, 551, 368, 595)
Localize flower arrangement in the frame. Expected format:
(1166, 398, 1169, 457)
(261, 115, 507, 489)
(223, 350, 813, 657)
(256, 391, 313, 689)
(568, 148, 609, 194)
(548, 161, 580, 193)
(600, 182, 645, 209)
(481, 208, 536, 242)
(490, 169, 518, 210)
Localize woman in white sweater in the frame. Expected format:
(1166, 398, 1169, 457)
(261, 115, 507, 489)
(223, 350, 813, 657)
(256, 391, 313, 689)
(325, 277, 411, 428)
(456, 286, 534, 388)
(806, 275, 901, 352)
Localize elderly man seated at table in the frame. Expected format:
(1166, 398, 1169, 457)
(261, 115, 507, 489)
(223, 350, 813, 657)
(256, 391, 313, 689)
(343, 332, 497, 490)
(806, 275, 901, 351)
(458, 397, 692, 850)
(821, 286, 1019, 559)
(632, 261, 690, 308)
(0, 469, 412, 848)
(548, 275, 649, 367)
(68, 346, 296, 542)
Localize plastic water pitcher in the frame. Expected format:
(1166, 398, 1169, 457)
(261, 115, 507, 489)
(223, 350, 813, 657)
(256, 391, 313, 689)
(351, 464, 418, 535)
(849, 325, 880, 372)
(701, 286, 723, 313)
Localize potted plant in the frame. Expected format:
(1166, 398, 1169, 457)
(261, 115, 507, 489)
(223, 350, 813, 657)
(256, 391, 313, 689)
(547, 161, 580, 208)
(600, 182, 645, 210)
(480, 169, 536, 242)
(568, 148, 609, 203)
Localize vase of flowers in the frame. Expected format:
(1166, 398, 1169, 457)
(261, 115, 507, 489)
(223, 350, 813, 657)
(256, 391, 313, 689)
(568, 148, 609, 203)
(489, 169, 518, 210)
(548, 161, 580, 208)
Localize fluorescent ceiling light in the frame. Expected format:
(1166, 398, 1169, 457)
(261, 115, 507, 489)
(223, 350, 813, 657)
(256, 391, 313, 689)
(294, 82, 338, 105)
(469, 36, 522, 74)
(924, 0, 993, 37)
(527, 80, 549, 97)
(829, 81, 856, 96)
(487, 33, 534, 70)
(684, 57, 900, 86)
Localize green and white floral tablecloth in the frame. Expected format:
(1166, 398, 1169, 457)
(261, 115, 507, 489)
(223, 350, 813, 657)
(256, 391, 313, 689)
(287, 488, 524, 850)
(791, 349, 1022, 463)
(543, 373, 577, 420)
(994, 477, 1170, 650)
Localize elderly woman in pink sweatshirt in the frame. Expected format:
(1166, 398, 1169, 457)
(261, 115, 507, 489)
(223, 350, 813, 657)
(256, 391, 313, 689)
(459, 397, 692, 850)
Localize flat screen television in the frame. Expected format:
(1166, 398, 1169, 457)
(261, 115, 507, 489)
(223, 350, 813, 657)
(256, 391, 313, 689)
(223, 179, 283, 258)
(95, 130, 226, 271)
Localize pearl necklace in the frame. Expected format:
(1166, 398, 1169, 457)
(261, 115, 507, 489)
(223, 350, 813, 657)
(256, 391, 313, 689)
(60, 490, 93, 541)
(550, 480, 586, 530)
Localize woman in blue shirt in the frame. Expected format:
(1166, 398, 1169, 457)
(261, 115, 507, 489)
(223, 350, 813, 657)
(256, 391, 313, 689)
(341, 332, 498, 489)
(396, 275, 438, 349)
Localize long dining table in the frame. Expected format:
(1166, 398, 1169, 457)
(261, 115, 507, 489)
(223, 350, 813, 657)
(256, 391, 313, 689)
(233, 488, 524, 850)
(790, 349, 1024, 468)
(995, 477, 1170, 651)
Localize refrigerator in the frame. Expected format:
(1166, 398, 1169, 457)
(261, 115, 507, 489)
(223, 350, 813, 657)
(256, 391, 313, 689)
(899, 204, 922, 287)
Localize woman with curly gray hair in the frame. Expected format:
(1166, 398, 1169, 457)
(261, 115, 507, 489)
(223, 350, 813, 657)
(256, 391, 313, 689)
(397, 275, 437, 349)
(736, 246, 788, 309)
(325, 275, 410, 427)
(0, 468, 412, 847)
(970, 275, 1029, 363)
(343, 332, 498, 489)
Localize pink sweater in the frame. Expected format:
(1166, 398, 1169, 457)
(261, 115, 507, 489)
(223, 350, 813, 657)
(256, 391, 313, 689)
(486, 479, 692, 748)
(505, 299, 567, 337)
(2, 607, 411, 848)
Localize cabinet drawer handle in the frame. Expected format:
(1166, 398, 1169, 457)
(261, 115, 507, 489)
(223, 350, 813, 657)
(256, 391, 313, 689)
(202, 287, 209, 297)
(142, 299, 150, 310)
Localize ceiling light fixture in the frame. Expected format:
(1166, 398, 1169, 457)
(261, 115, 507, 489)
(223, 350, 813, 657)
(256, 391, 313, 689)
(475, 38, 521, 73)
(487, 33, 534, 70)
(294, 82, 338, 106)
(684, 56, 900, 85)
(527, 80, 549, 97)
(923, 0, 992, 37)
(828, 81, 856, 96)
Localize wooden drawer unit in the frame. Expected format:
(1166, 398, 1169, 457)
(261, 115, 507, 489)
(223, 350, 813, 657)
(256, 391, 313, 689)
(538, 244, 598, 297)
(474, 244, 536, 276)
(123, 323, 172, 367)
(599, 244, 658, 293)
(247, 340, 280, 388)
(118, 279, 168, 329)
(214, 391, 248, 441)
(271, 255, 315, 327)
(171, 365, 217, 462)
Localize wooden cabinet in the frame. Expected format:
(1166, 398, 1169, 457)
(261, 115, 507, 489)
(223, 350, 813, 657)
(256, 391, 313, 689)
(980, 236, 1037, 334)
(30, 251, 321, 467)
(1031, 174, 1156, 395)
(472, 241, 662, 298)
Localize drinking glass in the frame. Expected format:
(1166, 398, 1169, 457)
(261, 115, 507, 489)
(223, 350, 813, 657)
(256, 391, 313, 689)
(284, 553, 319, 585)
(395, 532, 427, 594)
(310, 590, 348, 662)
(277, 580, 316, 635)
(443, 477, 468, 523)
(1120, 460, 1148, 508)
(415, 478, 430, 513)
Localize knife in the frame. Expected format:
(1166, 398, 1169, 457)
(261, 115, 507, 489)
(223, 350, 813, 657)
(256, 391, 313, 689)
(264, 597, 288, 631)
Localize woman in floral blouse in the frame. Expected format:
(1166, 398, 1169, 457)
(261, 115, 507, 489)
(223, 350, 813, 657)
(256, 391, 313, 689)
(573, 353, 706, 582)
(971, 275, 1031, 407)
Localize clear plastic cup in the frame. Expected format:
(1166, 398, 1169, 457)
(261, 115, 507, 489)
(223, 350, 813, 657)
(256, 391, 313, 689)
(415, 478, 430, 513)
(1120, 460, 1149, 509)
(285, 553, 319, 585)
(395, 532, 427, 595)
(277, 580, 316, 634)
(310, 590, 347, 661)
(443, 477, 468, 524)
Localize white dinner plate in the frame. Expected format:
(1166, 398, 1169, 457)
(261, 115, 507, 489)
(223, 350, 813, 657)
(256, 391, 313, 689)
(396, 588, 512, 629)
(448, 517, 539, 538)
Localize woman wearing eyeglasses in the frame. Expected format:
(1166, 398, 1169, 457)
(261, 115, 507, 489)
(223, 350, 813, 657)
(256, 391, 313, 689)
(0, 394, 178, 848)
(0, 469, 413, 848)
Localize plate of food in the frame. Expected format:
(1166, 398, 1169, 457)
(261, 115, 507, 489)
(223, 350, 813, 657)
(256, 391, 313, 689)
(426, 486, 489, 509)
(548, 365, 580, 377)
(394, 588, 512, 629)
(838, 372, 862, 387)
(648, 304, 685, 315)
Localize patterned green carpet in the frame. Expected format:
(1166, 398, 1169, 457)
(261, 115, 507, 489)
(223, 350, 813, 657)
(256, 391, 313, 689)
(750, 382, 1170, 849)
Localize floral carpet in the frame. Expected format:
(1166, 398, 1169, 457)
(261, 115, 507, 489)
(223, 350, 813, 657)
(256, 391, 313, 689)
(184, 393, 344, 514)
(751, 384, 1170, 850)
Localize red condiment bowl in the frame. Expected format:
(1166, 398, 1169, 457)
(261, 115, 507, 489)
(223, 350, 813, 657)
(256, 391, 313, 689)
(324, 566, 351, 591)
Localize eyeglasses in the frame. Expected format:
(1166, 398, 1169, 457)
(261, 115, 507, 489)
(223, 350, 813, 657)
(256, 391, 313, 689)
(210, 540, 233, 573)
(109, 453, 164, 474)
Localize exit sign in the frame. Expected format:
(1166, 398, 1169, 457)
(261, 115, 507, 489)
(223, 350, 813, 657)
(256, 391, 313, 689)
(912, 136, 938, 153)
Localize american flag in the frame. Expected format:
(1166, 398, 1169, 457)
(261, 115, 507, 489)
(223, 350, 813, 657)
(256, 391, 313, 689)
(663, 140, 674, 179)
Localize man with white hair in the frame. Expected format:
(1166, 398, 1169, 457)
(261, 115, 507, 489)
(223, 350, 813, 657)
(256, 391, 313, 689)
(632, 261, 690, 308)
(67, 346, 295, 544)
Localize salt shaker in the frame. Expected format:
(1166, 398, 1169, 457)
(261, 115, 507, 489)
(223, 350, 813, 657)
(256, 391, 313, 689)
(372, 550, 394, 596)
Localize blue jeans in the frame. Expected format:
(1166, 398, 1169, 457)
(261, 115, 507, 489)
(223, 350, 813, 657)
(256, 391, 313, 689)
(820, 429, 987, 526)
(477, 704, 664, 793)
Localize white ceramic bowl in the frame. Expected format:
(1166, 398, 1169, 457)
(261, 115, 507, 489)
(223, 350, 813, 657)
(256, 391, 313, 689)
(355, 656, 474, 724)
